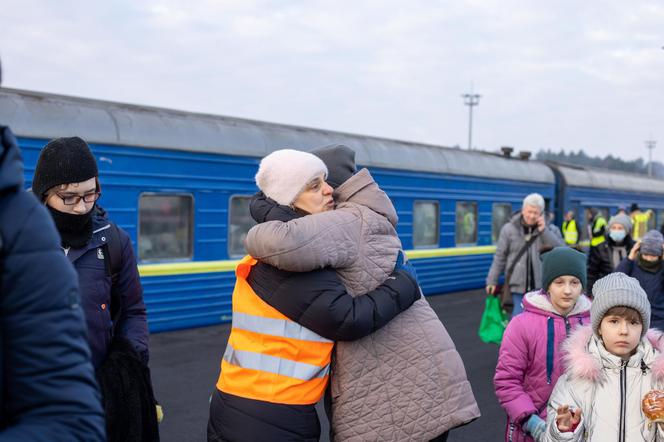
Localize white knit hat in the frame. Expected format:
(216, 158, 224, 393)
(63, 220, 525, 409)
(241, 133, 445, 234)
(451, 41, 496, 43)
(255, 149, 328, 205)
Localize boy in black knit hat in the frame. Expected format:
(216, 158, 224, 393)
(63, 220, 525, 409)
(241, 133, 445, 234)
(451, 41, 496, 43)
(32, 137, 159, 441)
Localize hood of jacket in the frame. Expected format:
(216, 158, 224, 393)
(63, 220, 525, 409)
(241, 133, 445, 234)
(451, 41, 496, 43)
(0, 126, 23, 194)
(522, 289, 592, 318)
(562, 325, 664, 383)
(334, 168, 398, 227)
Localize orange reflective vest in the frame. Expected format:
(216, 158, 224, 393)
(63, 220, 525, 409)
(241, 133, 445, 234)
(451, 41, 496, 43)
(217, 256, 334, 405)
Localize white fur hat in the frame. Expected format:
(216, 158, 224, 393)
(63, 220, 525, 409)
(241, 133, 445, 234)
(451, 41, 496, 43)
(255, 149, 328, 205)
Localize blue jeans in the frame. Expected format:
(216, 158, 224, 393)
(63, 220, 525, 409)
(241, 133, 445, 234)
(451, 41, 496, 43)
(511, 293, 524, 318)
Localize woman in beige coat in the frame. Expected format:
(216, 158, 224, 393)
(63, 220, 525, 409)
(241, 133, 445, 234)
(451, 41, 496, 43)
(245, 145, 480, 441)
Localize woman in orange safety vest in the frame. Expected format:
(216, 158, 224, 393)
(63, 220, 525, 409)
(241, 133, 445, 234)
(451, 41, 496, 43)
(207, 149, 419, 442)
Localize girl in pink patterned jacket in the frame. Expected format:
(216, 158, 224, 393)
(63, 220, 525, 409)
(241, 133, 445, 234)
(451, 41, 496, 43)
(494, 247, 591, 441)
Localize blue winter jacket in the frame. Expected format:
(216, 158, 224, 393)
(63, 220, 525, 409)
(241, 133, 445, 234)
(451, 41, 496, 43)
(66, 213, 149, 369)
(616, 257, 664, 330)
(0, 126, 105, 441)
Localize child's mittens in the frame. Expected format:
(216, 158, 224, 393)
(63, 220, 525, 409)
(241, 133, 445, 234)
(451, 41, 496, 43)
(523, 414, 546, 441)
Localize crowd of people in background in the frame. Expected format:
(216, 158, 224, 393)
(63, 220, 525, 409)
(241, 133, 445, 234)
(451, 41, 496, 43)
(488, 192, 664, 441)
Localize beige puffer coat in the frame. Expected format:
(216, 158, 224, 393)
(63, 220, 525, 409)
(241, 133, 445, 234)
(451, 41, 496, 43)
(245, 168, 480, 441)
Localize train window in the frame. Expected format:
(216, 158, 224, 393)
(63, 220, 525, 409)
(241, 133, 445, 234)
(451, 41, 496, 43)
(413, 201, 439, 247)
(228, 196, 257, 257)
(138, 194, 193, 261)
(492, 203, 512, 244)
(456, 201, 478, 245)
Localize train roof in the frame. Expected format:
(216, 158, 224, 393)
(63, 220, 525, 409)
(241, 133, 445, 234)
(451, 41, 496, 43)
(0, 87, 554, 184)
(551, 163, 664, 194)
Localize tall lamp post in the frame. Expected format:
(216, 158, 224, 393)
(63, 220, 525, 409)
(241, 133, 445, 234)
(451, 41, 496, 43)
(646, 139, 657, 176)
(462, 91, 481, 150)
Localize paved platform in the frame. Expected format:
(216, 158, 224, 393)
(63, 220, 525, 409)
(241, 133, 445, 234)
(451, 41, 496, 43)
(150, 288, 504, 441)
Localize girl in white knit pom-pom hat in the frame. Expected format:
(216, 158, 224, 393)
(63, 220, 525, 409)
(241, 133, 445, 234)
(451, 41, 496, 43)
(545, 272, 664, 441)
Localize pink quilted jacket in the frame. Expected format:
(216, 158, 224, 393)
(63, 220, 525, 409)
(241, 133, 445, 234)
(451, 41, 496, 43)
(493, 290, 591, 442)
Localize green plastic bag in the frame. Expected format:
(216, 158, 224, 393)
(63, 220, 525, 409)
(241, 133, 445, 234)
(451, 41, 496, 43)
(478, 295, 508, 344)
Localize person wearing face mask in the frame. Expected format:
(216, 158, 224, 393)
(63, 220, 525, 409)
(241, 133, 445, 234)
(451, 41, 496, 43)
(31, 137, 158, 441)
(587, 213, 635, 295)
(617, 230, 664, 331)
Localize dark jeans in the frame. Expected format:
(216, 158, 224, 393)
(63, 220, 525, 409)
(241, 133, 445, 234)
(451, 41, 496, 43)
(511, 292, 524, 317)
(207, 390, 320, 442)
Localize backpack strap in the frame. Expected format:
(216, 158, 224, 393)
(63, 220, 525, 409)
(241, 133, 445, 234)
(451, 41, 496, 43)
(504, 230, 540, 286)
(501, 230, 540, 306)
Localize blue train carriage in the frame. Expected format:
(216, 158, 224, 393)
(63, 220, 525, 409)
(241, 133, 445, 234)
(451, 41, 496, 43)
(0, 88, 555, 332)
(550, 163, 664, 247)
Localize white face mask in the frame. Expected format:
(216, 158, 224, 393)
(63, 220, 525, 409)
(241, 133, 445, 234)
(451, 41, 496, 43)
(609, 230, 626, 243)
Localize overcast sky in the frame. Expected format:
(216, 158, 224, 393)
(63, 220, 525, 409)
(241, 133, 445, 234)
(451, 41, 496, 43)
(2, 1, 663, 161)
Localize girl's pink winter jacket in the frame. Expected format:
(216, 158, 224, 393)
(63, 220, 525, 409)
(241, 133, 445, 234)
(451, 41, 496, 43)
(493, 290, 591, 442)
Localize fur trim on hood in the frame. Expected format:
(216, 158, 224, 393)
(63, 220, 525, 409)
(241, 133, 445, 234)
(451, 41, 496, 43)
(562, 325, 664, 383)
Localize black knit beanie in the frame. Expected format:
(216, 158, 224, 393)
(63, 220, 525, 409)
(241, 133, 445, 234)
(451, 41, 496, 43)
(32, 137, 98, 200)
(541, 246, 587, 291)
(310, 144, 357, 188)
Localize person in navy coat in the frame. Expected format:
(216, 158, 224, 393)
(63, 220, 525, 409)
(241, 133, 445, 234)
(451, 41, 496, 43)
(1, 63, 105, 439)
(31, 136, 149, 369)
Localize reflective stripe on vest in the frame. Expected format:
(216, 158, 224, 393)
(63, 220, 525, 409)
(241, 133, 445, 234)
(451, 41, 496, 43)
(217, 255, 334, 405)
(223, 343, 330, 381)
(562, 220, 578, 245)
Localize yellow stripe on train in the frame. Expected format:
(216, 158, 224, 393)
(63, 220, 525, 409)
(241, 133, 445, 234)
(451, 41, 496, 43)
(137, 245, 498, 277)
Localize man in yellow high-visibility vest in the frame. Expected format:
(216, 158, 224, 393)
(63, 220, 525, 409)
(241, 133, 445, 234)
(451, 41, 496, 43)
(631, 203, 651, 241)
(587, 209, 608, 247)
(562, 210, 579, 247)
